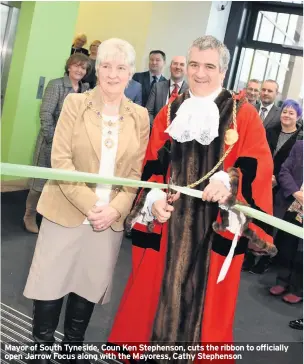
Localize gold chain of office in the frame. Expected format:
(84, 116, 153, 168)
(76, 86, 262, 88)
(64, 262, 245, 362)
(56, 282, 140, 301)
(166, 96, 239, 189)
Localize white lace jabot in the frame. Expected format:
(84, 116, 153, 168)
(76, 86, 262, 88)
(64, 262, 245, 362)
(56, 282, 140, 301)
(165, 87, 222, 145)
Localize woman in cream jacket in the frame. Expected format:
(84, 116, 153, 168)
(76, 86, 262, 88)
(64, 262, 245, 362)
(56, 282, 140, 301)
(24, 38, 149, 363)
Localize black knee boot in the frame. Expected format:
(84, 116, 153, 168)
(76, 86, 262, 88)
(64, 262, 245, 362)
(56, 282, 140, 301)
(62, 293, 95, 364)
(31, 298, 64, 363)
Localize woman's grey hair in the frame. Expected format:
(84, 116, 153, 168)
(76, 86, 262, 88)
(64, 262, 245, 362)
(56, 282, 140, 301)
(95, 38, 136, 78)
(187, 35, 230, 73)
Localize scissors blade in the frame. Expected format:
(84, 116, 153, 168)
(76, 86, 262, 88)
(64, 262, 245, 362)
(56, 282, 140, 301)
(167, 177, 174, 204)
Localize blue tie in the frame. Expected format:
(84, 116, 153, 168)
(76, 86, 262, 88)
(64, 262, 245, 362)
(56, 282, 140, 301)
(150, 75, 157, 90)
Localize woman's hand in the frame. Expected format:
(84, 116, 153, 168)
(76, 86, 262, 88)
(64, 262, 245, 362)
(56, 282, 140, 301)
(202, 180, 231, 204)
(87, 205, 121, 231)
(293, 191, 303, 205)
(272, 175, 277, 188)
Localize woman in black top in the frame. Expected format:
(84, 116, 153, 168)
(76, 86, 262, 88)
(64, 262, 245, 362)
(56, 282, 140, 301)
(71, 33, 89, 56)
(82, 40, 101, 88)
(266, 99, 303, 193)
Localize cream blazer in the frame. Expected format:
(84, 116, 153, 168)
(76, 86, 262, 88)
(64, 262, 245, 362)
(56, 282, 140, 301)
(37, 87, 150, 231)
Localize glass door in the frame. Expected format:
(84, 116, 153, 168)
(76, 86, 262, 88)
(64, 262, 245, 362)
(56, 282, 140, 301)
(1, 2, 20, 110)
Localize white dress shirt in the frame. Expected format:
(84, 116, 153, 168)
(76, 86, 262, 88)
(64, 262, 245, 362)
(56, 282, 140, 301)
(259, 103, 274, 119)
(165, 80, 184, 103)
(149, 72, 163, 84)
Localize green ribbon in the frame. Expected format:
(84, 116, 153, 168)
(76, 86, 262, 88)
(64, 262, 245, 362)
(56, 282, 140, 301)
(1, 163, 303, 239)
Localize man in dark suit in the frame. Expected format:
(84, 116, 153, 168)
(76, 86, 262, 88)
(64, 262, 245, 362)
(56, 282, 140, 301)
(125, 79, 142, 105)
(255, 79, 281, 130)
(133, 50, 167, 106)
(146, 56, 188, 126)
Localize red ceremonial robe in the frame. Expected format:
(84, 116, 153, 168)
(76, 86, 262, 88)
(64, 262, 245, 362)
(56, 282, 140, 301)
(107, 90, 277, 363)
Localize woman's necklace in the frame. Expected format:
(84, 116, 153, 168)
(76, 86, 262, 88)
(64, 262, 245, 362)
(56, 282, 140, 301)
(86, 92, 127, 148)
(87, 100, 124, 149)
(101, 115, 124, 149)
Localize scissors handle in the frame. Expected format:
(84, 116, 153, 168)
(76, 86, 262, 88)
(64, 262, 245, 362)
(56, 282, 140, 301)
(166, 177, 174, 205)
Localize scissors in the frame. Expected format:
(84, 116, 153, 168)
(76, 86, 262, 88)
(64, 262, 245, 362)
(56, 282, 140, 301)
(166, 177, 175, 205)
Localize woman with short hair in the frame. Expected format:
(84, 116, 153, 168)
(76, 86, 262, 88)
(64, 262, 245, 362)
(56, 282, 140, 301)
(24, 38, 150, 363)
(267, 99, 303, 190)
(23, 53, 91, 234)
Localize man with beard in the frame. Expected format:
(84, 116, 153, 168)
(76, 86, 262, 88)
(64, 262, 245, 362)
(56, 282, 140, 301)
(107, 36, 276, 363)
(257, 79, 281, 129)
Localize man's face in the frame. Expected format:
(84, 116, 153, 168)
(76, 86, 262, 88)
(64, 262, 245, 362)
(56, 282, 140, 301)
(260, 81, 278, 106)
(246, 81, 260, 103)
(170, 56, 186, 82)
(149, 53, 165, 75)
(187, 47, 225, 97)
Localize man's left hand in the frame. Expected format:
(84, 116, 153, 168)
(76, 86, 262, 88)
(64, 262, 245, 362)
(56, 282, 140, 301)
(202, 180, 231, 205)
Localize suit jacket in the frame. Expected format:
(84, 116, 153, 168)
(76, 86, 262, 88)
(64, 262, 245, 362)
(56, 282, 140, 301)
(274, 141, 303, 219)
(266, 123, 303, 177)
(124, 79, 142, 105)
(146, 79, 189, 125)
(255, 103, 281, 130)
(132, 71, 167, 106)
(37, 87, 150, 231)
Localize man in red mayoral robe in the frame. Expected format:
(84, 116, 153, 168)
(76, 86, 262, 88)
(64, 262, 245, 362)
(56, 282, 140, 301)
(108, 36, 277, 364)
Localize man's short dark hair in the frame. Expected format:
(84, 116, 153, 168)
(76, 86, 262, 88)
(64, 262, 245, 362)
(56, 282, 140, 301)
(149, 50, 166, 62)
(263, 79, 279, 92)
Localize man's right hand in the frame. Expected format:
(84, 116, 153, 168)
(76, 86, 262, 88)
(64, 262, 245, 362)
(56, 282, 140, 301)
(152, 199, 175, 223)
(293, 191, 303, 205)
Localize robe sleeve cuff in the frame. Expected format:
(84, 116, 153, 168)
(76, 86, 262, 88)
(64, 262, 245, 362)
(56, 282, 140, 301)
(125, 188, 166, 232)
(213, 167, 277, 258)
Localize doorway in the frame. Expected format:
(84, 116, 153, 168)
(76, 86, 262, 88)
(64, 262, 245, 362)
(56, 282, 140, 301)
(1, 1, 20, 110)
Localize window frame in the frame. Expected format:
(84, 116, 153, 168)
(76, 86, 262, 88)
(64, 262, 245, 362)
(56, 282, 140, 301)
(243, 1, 303, 57)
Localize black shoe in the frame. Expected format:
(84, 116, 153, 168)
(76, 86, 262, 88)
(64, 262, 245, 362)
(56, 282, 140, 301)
(249, 256, 271, 275)
(289, 318, 303, 330)
(242, 252, 256, 271)
(62, 293, 95, 364)
(31, 298, 64, 363)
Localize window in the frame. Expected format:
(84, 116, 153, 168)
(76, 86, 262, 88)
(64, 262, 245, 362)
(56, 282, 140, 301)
(1, 4, 9, 49)
(234, 48, 302, 102)
(253, 11, 303, 47)
(230, 1, 303, 103)
(245, 1, 303, 56)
